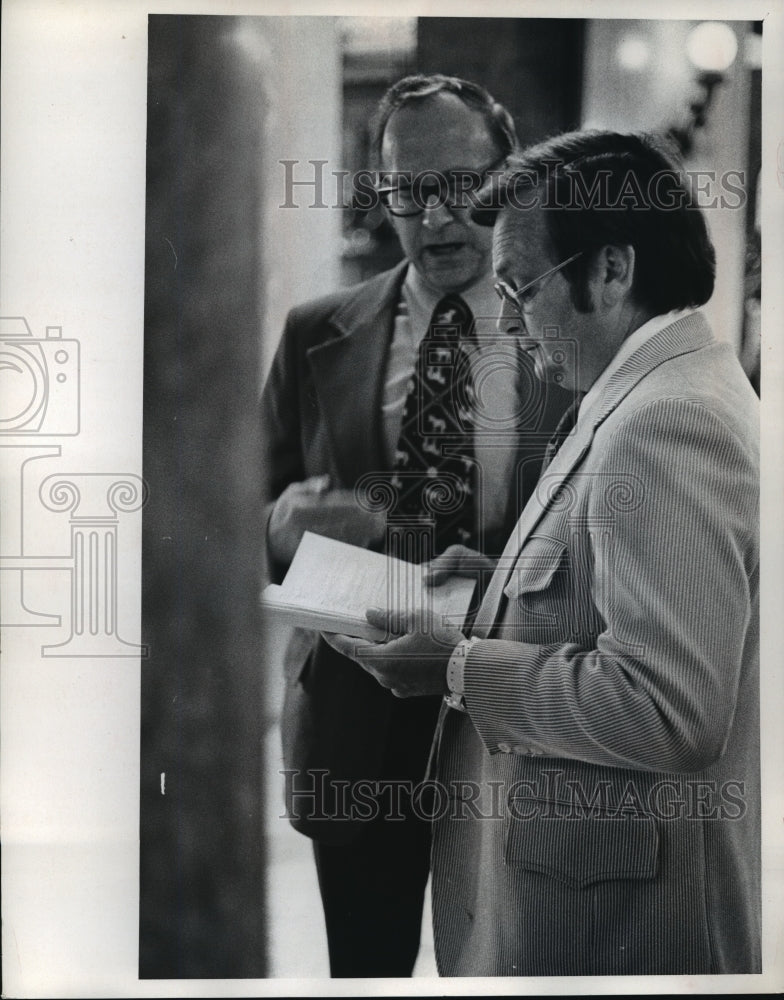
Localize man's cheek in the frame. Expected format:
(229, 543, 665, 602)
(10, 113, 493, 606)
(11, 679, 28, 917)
(468, 226, 494, 260)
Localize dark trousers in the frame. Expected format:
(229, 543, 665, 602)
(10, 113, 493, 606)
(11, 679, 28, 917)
(312, 694, 440, 978)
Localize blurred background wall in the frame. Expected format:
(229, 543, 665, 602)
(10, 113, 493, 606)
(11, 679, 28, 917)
(581, 18, 760, 357)
(141, 14, 761, 980)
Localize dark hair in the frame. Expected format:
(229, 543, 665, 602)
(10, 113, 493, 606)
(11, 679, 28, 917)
(369, 74, 518, 170)
(475, 130, 715, 314)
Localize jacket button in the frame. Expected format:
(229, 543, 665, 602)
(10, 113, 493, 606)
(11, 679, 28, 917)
(498, 742, 511, 753)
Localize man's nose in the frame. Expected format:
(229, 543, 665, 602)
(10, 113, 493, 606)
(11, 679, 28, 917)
(496, 297, 524, 336)
(421, 193, 455, 229)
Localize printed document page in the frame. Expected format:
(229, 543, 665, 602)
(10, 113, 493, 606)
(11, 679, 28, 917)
(260, 532, 476, 640)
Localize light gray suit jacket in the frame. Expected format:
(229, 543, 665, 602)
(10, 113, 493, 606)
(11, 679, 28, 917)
(430, 312, 760, 976)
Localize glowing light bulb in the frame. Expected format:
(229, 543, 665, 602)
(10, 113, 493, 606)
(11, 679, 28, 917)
(617, 36, 650, 71)
(686, 22, 738, 73)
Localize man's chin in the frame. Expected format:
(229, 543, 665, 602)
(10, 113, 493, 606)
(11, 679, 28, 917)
(417, 251, 485, 294)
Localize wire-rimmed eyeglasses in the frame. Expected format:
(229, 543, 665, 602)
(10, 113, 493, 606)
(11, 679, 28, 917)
(494, 251, 583, 314)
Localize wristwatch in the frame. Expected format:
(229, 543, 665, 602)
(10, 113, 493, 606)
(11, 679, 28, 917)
(445, 636, 479, 711)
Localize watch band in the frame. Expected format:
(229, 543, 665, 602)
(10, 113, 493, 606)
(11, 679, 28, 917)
(445, 636, 479, 711)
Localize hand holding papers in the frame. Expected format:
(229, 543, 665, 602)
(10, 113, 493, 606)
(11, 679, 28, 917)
(323, 604, 467, 698)
(267, 475, 386, 565)
(260, 531, 476, 642)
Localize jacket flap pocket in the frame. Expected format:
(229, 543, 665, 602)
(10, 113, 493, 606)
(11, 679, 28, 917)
(504, 536, 567, 600)
(505, 812, 659, 889)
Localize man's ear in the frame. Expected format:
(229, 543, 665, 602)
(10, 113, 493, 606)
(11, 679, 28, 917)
(597, 244, 636, 305)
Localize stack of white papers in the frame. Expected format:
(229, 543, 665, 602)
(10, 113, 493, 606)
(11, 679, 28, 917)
(260, 532, 476, 641)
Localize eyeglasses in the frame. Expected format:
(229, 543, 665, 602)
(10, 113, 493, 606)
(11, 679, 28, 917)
(377, 157, 505, 218)
(494, 251, 583, 314)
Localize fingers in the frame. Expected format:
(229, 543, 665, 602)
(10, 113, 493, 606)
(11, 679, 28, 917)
(425, 544, 474, 584)
(320, 631, 377, 659)
(320, 631, 402, 693)
(365, 606, 413, 636)
(280, 475, 331, 501)
(320, 631, 353, 657)
(325, 623, 460, 699)
(424, 563, 452, 586)
(269, 477, 333, 562)
(304, 473, 331, 494)
(425, 544, 497, 585)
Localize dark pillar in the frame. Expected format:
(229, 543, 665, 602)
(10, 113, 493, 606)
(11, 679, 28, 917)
(141, 14, 267, 978)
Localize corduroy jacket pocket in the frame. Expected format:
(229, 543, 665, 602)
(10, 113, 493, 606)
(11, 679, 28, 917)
(504, 535, 567, 600)
(504, 806, 659, 889)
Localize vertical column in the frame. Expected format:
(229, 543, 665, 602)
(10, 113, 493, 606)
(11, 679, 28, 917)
(39, 473, 147, 657)
(141, 14, 270, 978)
(0, 446, 62, 626)
(356, 471, 438, 629)
(69, 521, 119, 643)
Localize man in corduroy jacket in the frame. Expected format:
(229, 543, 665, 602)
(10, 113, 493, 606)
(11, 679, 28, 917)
(329, 130, 761, 976)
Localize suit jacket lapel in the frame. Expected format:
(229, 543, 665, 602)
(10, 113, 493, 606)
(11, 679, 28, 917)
(472, 313, 715, 636)
(307, 262, 408, 485)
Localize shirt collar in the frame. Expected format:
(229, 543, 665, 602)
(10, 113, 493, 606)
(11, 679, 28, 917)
(401, 263, 500, 343)
(578, 308, 695, 425)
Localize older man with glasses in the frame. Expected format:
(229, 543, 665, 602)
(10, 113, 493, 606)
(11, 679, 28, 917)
(261, 74, 570, 977)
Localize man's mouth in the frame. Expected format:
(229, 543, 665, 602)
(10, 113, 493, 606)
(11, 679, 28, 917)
(423, 242, 465, 257)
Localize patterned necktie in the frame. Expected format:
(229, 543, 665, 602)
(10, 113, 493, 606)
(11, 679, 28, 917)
(540, 393, 584, 475)
(389, 294, 477, 563)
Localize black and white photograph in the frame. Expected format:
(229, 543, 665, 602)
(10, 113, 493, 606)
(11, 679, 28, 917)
(2, 2, 783, 996)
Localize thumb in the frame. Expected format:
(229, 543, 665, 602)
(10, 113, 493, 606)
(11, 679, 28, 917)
(425, 545, 467, 584)
(424, 562, 450, 586)
(308, 473, 331, 494)
(366, 606, 412, 635)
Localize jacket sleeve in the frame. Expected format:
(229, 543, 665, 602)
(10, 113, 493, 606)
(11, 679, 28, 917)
(462, 397, 759, 773)
(259, 309, 306, 585)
